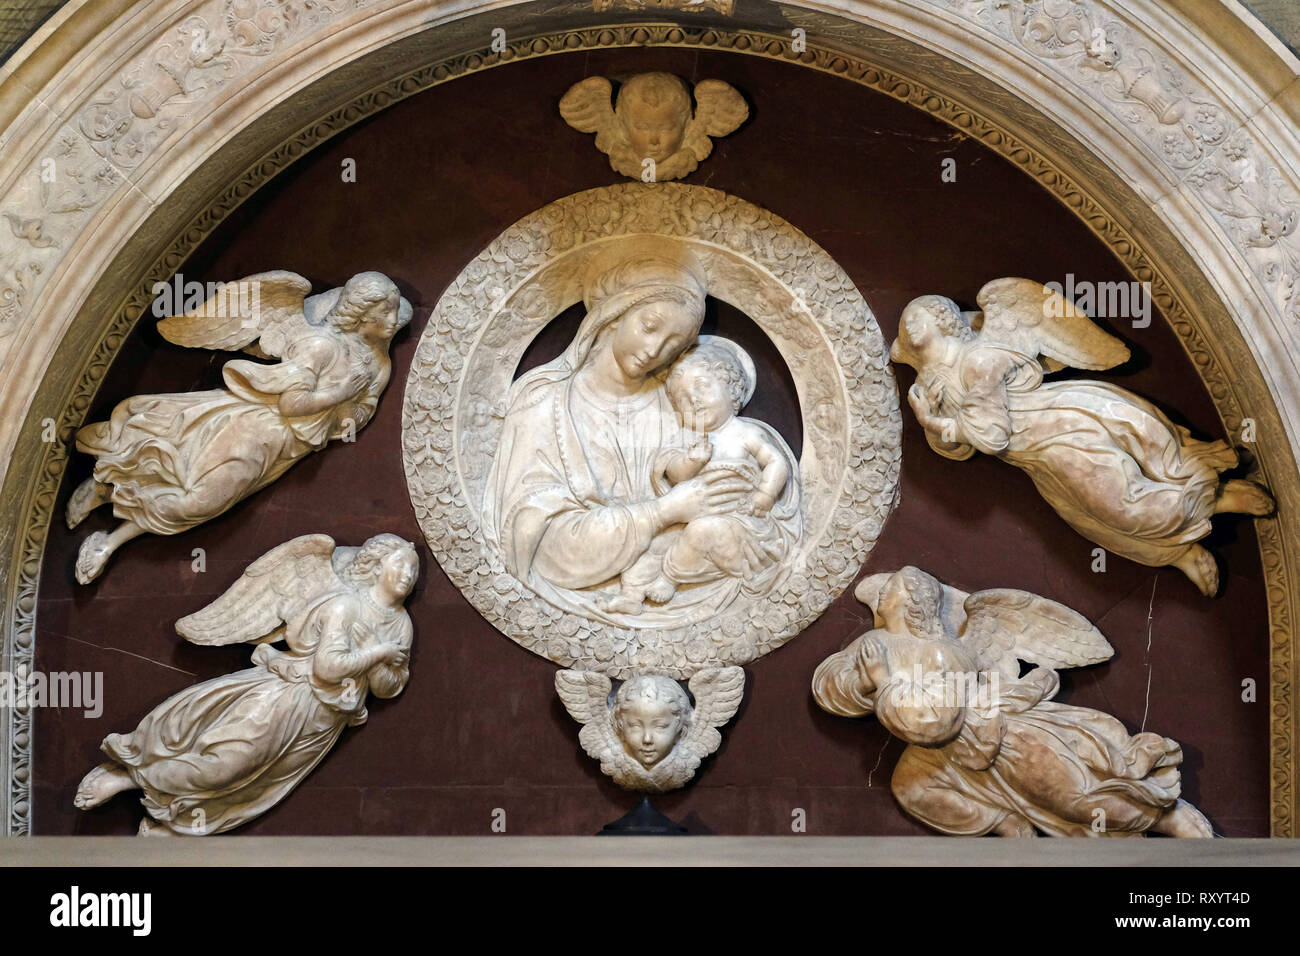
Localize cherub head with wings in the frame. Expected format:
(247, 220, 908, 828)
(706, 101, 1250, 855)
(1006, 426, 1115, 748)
(556, 667, 745, 793)
(559, 73, 748, 181)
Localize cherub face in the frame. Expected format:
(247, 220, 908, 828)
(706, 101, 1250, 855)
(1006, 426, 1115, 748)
(620, 100, 688, 163)
(616, 698, 686, 768)
(670, 365, 735, 433)
(377, 547, 418, 601)
(607, 301, 697, 382)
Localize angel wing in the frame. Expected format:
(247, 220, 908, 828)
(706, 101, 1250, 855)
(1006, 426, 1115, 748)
(672, 666, 745, 770)
(175, 534, 340, 646)
(156, 270, 317, 360)
(681, 79, 748, 162)
(554, 670, 638, 779)
(958, 588, 1115, 677)
(559, 77, 621, 156)
(975, 276, 1130, 372)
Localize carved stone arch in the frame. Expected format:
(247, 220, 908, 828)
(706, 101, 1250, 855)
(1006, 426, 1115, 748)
(1, 0, 1298, 835)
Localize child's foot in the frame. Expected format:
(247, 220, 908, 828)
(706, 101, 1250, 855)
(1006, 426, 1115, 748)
(644, 576, 677, 604)
(600, 593, 645, 615)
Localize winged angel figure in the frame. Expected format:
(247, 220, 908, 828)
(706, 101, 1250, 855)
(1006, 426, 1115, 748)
(559, 72, 748, 181)
(891, 278, 1273, 596)
(74, 533, 418, 835)
(813, 566, 1213, 837)
(556, 668, 744, 793)
(67, 270, 412, 583)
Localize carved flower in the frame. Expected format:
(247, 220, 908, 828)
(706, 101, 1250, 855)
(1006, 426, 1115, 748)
(685, 638, 711, 663)
(592, 637, 614, 662)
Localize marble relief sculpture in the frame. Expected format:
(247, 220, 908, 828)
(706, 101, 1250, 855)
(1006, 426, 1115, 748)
(813, 567, 1213, 838)
(559, 72, 747, 181)
(404, 185, 901, 677)
(556, 667, 744, 793)
(891, 277, 1273, 596)
(74, 533, 418, 835)
(67, 270, 412, 583)
(482, 242, 803, 630)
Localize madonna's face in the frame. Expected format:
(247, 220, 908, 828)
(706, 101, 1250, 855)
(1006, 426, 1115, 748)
(608, 300, 699, 382)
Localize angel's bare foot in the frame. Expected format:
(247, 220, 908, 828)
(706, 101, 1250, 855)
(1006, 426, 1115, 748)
(137, 817, 176, 837)
(74, 763, 135, 809)
(1152, 799, 1214, 838)
(75, 532, 114, 584)
(1216, 479, 1274, 516)
(75, 522, 145, 584)
(1173, 546, 1219, 597)
(991, 814, 1037, 837)
(66, 478, 111, 530)
(600, 593, 646, 615)
(644, 576, 677, 605)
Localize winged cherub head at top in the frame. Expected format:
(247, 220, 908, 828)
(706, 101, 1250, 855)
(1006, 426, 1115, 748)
(559, 72, 749, 181)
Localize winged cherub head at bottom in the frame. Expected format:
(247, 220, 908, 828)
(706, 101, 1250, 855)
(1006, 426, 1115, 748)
(612, 674, 691, 768)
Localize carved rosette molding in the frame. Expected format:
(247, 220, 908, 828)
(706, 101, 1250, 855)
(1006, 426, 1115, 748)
(402, 183, 901, 677)
(1, 2, 1297, 835)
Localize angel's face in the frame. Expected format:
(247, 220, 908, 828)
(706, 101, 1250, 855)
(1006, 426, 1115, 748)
(608, 301, 698, 382)
(377, 547, 418, 602)
(360, 291, 401, 342)
(616, 698, 685, 768)
(619, 100, 689, 162)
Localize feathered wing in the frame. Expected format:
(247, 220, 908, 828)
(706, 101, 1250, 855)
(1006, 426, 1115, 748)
(681, 80, 748, 162)
(672, 667, 745, 771)
(959, 588, 1115, 677)
(156, 270, 315, 359)
(559, 77, 620, 156)
(554, 670, 644, 785)
(976, 276, 1130, 371)
(175, 534, 339, 645)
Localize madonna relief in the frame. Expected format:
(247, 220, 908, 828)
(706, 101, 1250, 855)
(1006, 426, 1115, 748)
(403, 184, 901, 679)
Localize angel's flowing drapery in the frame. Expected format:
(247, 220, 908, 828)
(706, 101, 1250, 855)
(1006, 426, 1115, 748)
(890, 668, 1183, 837)
(924, 346, 1235, 567)
(102, 592, 410, 834)
(77, 333, 375, 536)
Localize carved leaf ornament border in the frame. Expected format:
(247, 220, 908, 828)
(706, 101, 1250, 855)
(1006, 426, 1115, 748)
(4, 14, 1294, 834)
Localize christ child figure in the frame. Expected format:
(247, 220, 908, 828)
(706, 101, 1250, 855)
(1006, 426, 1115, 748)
(601, 337, 793, 615)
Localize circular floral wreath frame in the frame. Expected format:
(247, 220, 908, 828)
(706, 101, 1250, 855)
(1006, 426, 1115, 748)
(403, 183, 900, 679)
